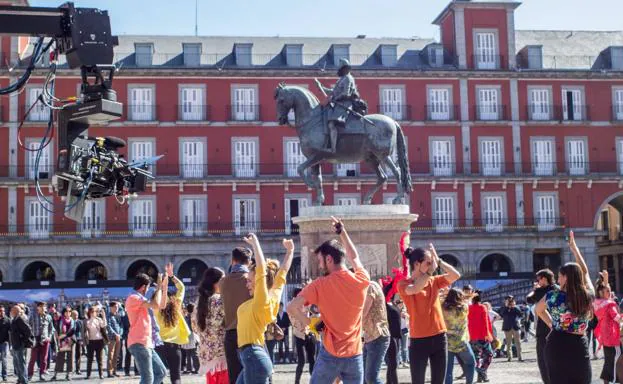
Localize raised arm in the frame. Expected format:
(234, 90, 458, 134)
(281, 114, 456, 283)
(569, 231, 593, 293)
(331, 216, 364, 271)
(243, 233, 270, 312)
(314, 78, 333, 95)
(287, 295, 311, 329)
(429, 243, 460, 284)
(398, 274, 433, 296)
(165, 262, 185, 302)
(280, 239, 295, 274)
(244, 233, 266, 270)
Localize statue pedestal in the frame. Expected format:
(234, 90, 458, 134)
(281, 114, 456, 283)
(292, 205, 418, 278)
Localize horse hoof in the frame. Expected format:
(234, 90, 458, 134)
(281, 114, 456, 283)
(392, 197, 404, 205)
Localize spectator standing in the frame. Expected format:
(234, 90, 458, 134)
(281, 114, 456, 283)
(106, 302, 123, 378)
(499, 296, 524, 362)
(51, 307, 75, 381)
(71, 310, 84, 376)
(182, 303, 200, 374)
(84, 305, 107, 380)
(290, 288, 315, 384)
(276, 304, 291, 364)
(384, 292, 402, 384)
(10, 305, 32, 384)
(0, 306, 11, 381)
(28, 301, 53, 381)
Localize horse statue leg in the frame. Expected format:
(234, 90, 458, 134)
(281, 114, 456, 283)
(297, 154, 321, 190)
(362, 157, 388, 205)
(297, 154, 325, 205)
(310, 164, 325, 205)
(382, 155, 406, 204)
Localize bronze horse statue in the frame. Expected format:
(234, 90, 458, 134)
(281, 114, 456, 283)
(274, 83, 412, 205)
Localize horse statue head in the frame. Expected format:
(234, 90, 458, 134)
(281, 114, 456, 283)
(274, 82, 294, 125)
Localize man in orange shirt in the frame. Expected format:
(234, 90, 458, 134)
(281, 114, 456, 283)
(288, 217, 370, 384)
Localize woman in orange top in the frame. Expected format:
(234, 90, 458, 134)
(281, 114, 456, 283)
(397, 243, 461, 384)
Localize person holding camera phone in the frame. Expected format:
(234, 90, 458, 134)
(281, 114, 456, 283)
(288, 217, 370, 384)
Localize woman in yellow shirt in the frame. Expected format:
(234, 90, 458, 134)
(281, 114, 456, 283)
(156, 262, 190, 384)
(236, 234, 293, 384)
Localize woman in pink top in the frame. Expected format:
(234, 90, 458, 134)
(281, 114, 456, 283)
(593, 271, 622, 384)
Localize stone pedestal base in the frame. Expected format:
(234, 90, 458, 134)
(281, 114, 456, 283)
(292, 205, 418, 277)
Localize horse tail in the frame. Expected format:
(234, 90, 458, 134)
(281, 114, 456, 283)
(395, 123, 413, 194)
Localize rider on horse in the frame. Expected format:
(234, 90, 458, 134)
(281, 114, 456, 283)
(314, 58, 359, 153)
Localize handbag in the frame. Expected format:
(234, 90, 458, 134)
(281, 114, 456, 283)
(267, 322, 284, 341)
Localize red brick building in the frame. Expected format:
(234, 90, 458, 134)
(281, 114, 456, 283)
(0, 0, 623, 288)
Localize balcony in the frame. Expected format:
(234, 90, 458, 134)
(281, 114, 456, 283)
(126, 104, 158, 122)
(177, 104, 210, 121)
(377, 104, 411, 121)
(425, 105, 459, 121)
(556, 105, 590, 122)
(473, 105, 508, 121)
(527, 104, 554, 121)
(411, 217, 565, 234)
(227, 104, 261, 122)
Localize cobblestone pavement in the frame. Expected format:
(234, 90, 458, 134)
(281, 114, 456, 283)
(5, 338, 606, 383)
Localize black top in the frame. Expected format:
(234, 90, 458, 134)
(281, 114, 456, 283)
(499, 306, 523, 331)
(277, 312, 290, 335)
(0, 316, 10, 344)
(10, 315, 32, 350)
(386, 303, 402, 338)
(526, 284, 555, 337)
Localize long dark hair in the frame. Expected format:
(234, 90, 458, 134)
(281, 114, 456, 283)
(559, 262, 592, 318)
(443, 288, 466, 312)
(196, 267, 225, 332)
(404, 247, 427, 273)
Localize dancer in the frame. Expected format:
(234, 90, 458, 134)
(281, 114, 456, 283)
(593, 270, 622, 384)
(526, 268, 556, 384)
(443, 289, 475, 384)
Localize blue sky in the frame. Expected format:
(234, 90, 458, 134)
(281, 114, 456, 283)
(29, 0, 622, 39)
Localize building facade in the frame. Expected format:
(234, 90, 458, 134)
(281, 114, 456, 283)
(0, 0, 622, 287)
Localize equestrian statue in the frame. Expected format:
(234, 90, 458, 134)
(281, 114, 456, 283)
(274, 59, 413, 206)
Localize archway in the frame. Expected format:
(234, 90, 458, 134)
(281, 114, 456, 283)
(595, 191, 623, 293)
(126, 260, 158, 280)
(177, 259, 208, 281)
(75, 261, 108, 281)
(440, 254, 461, 268)
(23, 261, 56, 282)
(479, 254, 512, 273)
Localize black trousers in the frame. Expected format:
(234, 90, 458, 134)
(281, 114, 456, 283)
(294, 335, 315, 384)
(86, 339, 104, 378)
(386, 336, 400, 384)
(409, 333, 447, 384)
(536, 335, 550, 384)
(183, 348, 200, 373)
(545, 331, 591, 384)
(278, 336, 290, 363)
(601, 345, 621, 382)
(74, 340, 83, 373)
(161, 342, 182, 384)
(225, 329, 242, 384)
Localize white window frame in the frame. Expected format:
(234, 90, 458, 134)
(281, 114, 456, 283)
(284, 194, 311, 235)
(476, 86, 501, 120)
(432, 193, 457, 233)
(128, 138, 156, 176)
(26, 138, 52, 180)
(565, 137, 588, 176)
(616, 137, 623, 175)
(179, 84, 206, 121)
(183, 43, 202, 66)
(533, 192, 558, 232)
(26, 86, 50, 122)
(528, 87, 552, 121)
(232, 137, 259, 178)
(80, 200, 105, 238)
(561, 87, 585, 121)
(233, 195, 259, 235)
(130, 197, 155, 238)
(613, 87, 623, 121)
(128, 85, 156, 121)
(427, 86, 453, 121)
(26, 198, 51, 239)
(335, 194, 361, 206)
(473, 29, 499, 70)
(379, 85, 406, 120)
(478, 137, 504, 176)
(481, 193, 506, 233)
(283, 138, 306, 177)
(135, 43, 153, 66)
(180, 196, 207, 237)
(179, 138, 206, 178)
(429, 137, 455, 177)
(335, 162, 359, 177)
(530, 137, 556, 176)
(231, 85, 259, 121)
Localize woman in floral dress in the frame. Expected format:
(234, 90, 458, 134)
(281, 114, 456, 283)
(193, 267, 228, 384)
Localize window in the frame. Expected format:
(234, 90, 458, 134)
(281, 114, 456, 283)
(336, 197, 359, 206)
(181, 198, 205, 236)
(135, 43, 153, 66)
(532, 138, 555, 176)
(129, 87, 154, 121)
(235, 44, 253, 66)
(527, 46, 543, 69)
(480, 139, 502, 176)
(81, 200, 104, 238)
(433, 195, 455, 233)
(428, 88, 451, 120)
(380, 45, 397, 67)
(285, 45, 303, 67)
(562, 88, 584, 121)
(183, 43, 201, 66)
(28, 200, 50, 239)
(475, 32, 498, 69)
(483, 195, 504, 232)
(613, 89, 623, 121)
(566, 138, 587, 176)
(429, 46, 444, 67)
(333, 45, 350, 66)
(181, 140, 204, 178)
(284, 196, 310, 235)
(131, 199, 154, 237)
(380, 87, 404, 120)
(284, 139, 306, 177)
(336, 163, 358, 177)
(180, 87, 204, 121)
(536, 194, 556, 231)
(530, 88, 551, 120)
(612, 47, 623, 70)
(130, 140, 154, 170)
(618, 139, 623, 175)
(27, 140, 51, 180)
(27, 87, 49, 121)
(234, 198, 257, 235)
(232, 87, 257, 121)
(430, 139, 453, 176)
(477, 88, 500, 120)
(233, 139, 257, 177)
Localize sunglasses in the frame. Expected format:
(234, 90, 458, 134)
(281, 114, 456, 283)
(395, 301, 403, 304)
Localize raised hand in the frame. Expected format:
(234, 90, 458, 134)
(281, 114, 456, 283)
(330, 216, 344, 235)
(282, 238, 295, 253)
(165, 262, 174, 277)
(243, 233, 260, 247)
(156, 273, 163, 286)
(569, 230, 578, 252)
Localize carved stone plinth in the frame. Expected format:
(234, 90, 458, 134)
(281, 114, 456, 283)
(292, 205, 418, 277)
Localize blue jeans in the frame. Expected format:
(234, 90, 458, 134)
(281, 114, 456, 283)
(400, 332, 409, 364)
(236, 345, 272, 384)
(363, 336, 390, 384)
(311, 346, 364, 384)
(266, 340, 277, 364)
(0, 341, 8, 379)
(128, 344, 167, 384)
(12, 347, 27, 384)
(445, 343, 475, 384)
